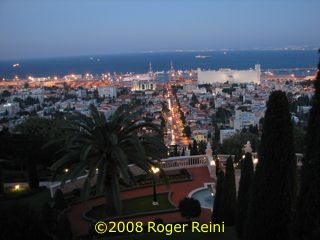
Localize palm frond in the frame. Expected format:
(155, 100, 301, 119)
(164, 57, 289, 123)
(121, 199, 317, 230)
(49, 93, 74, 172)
(80, 145, 94, 163)
(96, 159, 107, 195)
(66, 161, 88, 182)
(111, 145, 130, 181)
(51, 151, 79, 171)
(48, 103, 168, 215)
(111, 173, 122, 214)
(81, 178, 91, 201)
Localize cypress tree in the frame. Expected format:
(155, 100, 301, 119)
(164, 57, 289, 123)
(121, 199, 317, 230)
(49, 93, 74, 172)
(224, 156, 237, 226)
(245, 91, 296, 240)
(295, 51, 320, 240)
(181, 147, 185, 156)
(0, 170, 3, 195)
(191, 140, 199, 155)
(236, 152, 254, 239)
(212, 170, 225, 224)
(54, 189, 67, 210)
(56, 213, 73, 239)
(174, 145, 178, 156)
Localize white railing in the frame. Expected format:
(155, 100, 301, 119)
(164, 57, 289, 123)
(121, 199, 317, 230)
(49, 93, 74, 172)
(6, 153, 304, 198)
(47, 175, 97, 198)
(160, 155, 208, 170)
(215, 153, 303, 167)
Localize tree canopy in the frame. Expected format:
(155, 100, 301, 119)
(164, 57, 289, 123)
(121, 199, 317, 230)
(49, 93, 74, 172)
(245, 91, 296, 240)
(49, 105, 167, 216)
(179, 197, 201, 221)
(236, 152, 254, 239)
(295, 51, 320, 240)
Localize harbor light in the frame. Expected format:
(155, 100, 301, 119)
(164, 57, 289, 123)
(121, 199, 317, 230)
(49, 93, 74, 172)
(14, 185, 20, 190)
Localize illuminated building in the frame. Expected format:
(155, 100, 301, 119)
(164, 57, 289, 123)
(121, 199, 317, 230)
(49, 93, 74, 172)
(198, 64, 261, 84)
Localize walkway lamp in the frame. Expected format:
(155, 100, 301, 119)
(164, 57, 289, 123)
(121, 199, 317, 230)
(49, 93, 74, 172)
(151, 166, 160, 206)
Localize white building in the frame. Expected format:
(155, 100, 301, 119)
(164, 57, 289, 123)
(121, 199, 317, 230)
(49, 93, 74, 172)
(97, 86, 117, 99)
(198, 64, 261, 84)
(246, 84, 256, 92)
(233, 109, 257, 131)
(192, 129, 209, 142)
(10, 88, 44, 104)
(182, 84, 207, 96)
(121, 73, 156, 92)
(297, 106, 312, 114)
(77, 89, 87, 98)
(220, 128, 236, 144)
(99, 105, 118, 119)
(0, 102, 20, 117)
(132, 80, 156, 92)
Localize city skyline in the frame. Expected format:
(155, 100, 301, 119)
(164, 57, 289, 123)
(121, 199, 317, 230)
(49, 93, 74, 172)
(0, 0, 319, 60)
(1, 2, 320, 238)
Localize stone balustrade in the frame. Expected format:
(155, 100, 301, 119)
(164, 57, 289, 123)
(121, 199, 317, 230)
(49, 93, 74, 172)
(159, 155, 208, 170)
(6, 152, 304, 198)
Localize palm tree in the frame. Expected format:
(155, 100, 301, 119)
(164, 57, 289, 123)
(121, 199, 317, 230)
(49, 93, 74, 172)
(49, 105, 167, 216)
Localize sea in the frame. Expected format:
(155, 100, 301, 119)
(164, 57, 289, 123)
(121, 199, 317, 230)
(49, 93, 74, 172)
(0, 50, 318, 79)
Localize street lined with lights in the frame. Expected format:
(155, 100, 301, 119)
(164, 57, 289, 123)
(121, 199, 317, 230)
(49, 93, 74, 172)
(165, 84, 190, 147)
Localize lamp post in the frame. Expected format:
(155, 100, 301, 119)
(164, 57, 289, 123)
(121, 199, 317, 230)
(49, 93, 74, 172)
(253, 157, 259, 169)
(214, 155, 220, 177)
(151, 166, 160, 206)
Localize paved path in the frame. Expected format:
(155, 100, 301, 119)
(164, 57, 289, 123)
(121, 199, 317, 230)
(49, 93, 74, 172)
(67, 167, 215, 237)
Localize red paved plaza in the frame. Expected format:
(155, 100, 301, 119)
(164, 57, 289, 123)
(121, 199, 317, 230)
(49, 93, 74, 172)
(68, 167, 215, 237)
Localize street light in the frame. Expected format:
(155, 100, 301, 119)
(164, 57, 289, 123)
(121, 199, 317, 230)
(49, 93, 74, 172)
(151, 166, 160, 206)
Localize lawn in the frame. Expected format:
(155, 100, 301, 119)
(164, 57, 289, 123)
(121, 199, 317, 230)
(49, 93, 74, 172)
(86, 192, 176, 220)
(0, 187, 51, 212)
(123, 193, 176, 214)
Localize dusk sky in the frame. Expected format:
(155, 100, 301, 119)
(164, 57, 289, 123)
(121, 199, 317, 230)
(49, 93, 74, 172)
(0, 0, 319, 60)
